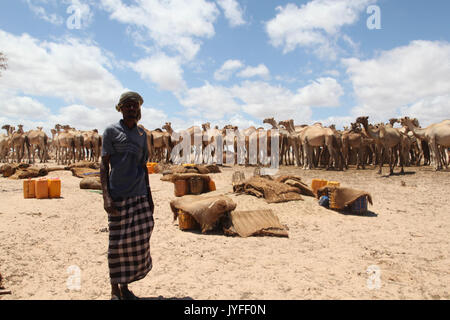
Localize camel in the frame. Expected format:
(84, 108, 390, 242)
(299, 123, 341, 170)
(240, 125, 261, 165)
(54, 124, 75, 165)
(0, 124, 14, 162)
(356, 116, 405, 175)
(8, 125, 31, 164)
(63, 126, 84, 162)
(81, 129, 102, 162)
(25, 127, 48, 163)
(278, 119, 301, 166)
(201, 122, 224, 164)
(400, 117, 450, 170)
(341, 123, 366, 170)
(162, 122, 199, 164)
(263, 118, 290, 165)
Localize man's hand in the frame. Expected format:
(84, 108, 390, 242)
(104, 196, 120, 216)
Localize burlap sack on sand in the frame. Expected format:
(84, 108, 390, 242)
(70, 167, 100, 178)
(233, 175, 305, 203)
(80, 176, 102, 190)
(170, 195, 236, 233)
(164, 164, 221, 175)
(317, 186, 373, 209)
(274, 175, 315, 197)
(223, 209, 289, 238)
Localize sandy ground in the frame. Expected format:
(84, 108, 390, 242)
(0, 161, 449, 300)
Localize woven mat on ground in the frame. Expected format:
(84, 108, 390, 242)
(274, 175, 315, 197)
(160, 172, 211, 183)
(164, 164, 221, 175)
(64, 161, 100, 170)
(317, 186, 373, 209)
(170, 195, 236, 233)
(3, 164, 62, 179)
(70, 167, 100, 178)
(233, 175, 306, 203)
(223, 210, 288, 238)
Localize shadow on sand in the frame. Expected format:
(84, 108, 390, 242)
(139, 295, 194, 300)
(380, 170, 416, 178)
(335, 210, 378, 217)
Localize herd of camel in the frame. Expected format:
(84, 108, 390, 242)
(0, 116, 449, 175)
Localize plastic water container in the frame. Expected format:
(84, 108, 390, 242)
(35, 179, 49, 199)
(208, 179, 216, 191)
(174, 179, 188, 197)
(311, 179, 328, 195)
(48, 178, 61, 198)
(23, 179, 36, 199)
(147, 162, 158, 174)
(327, 181, 340, 187)
(178, 210, 199, 230)
(189, 177, 204, 195)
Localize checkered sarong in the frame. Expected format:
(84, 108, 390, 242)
(108, 195, 154, 284)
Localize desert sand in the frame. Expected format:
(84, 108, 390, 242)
(0, 162, 449, 300)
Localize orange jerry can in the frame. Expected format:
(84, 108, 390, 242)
(174, 179, 188, 197)
(147, 162, 158, 174)
(48, 178, 61, 198)
(23, 179, 36, 199)
(208, 179, 216, 191)
(35, 179, 49, 199)
(311, 179, 328, 195)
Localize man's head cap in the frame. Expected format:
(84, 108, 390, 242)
(115, 91, 144, 111)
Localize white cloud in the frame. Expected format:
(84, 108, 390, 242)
(214, 59, 243, 81)
(25, 0, 64, 25)
(100, 0, 220, 61)
(0, 30, 124, 110)
(131, 53, 186, 92)
(179, 82, 241, 120)
(237, 64, 270, 80)
(344, 40, 450, 125)
(216, 0, 246, 27)
(294, 77, 343, 107)
(265, 0, 375, 59)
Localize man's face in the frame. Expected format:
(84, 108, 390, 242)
(121, 100, 140, 121)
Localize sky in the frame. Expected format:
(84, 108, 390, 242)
(0, 0, 449, 137)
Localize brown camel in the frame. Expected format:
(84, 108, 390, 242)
(54, 124, 75, 165)
(341, 123, 366, 170)
(400, 117, 450, 170)
(26, 127, 48, 163)
(356, 116, 404, 175)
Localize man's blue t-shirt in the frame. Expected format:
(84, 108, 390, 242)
(102, 120, 149, 200)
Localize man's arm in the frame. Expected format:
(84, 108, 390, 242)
(143, 164, 154, 213)
(100, 155, 118, 215)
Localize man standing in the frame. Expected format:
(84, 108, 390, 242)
(100, 91, 154, 300)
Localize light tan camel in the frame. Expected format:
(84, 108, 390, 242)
(0, 125, 11, 162)
(299, 123, 341, 170)
(81, 129, 102, 162)
(400, 117, 450, 170)
(263, 118, 289, 165)
(54, 124, 75, 165)
(341, 123, 366, 169)
(356, 116, 404, 175)
(278, 119, 301, 166)
(64, 126, 84, 162)
(25, 127, 48, 163)
(8, 125, 31, 163)
(201, 122, 224, 164)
